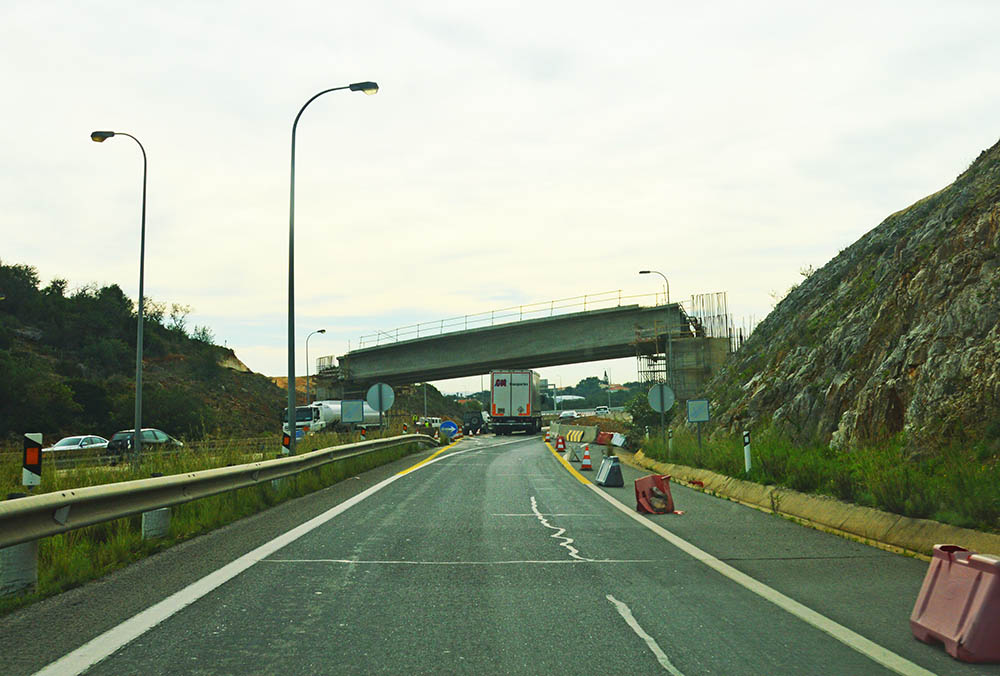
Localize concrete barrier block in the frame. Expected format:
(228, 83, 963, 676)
(0, 540, 38, 596)
(141, 507, 171, 540)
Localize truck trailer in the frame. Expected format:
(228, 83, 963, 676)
(490, 369, 542, 435)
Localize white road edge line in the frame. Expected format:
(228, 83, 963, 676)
(34, 445, 480, 676)
(587, 484, 936, 676)
(606, 594, 685, 675)
(259, 558, 660, 565)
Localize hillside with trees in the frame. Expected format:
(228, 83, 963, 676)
(0, 261, 286, 442)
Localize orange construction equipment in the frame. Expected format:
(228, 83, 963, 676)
(580, 445, 593, 471)
(911, 544, 1000, 663)
(635, 474, 674, 514)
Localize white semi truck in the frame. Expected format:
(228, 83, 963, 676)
(282, 400, 381, 436)
(490, 369, 542, 435)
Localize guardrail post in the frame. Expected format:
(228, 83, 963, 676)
(141, 473, 170, 539)
(0, 493, 37, 596)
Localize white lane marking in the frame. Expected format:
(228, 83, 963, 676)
(34, 446, 479, 676)
(491, 513, 598, 517)
(606, 594, 685, 675)
(260, 558, 659, 565)
(587, 484, 936, 676)
(530, 495, 591, 561)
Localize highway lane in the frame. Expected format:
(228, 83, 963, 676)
(16, 434, 1000, 674)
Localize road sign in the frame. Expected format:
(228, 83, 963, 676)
(366, 383, 395, 412)
(687, 399, 710, 422)
(341, 400, 365, 424)
(647, 384, 675, 413)
(440, 421, 458, 437)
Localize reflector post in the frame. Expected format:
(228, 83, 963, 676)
(22, 433, 42, 487)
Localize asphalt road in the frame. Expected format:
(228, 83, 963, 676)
(4, 435, 998, 675)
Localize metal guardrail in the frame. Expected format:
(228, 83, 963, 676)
(346, 289, 682, 351)
(0, 434, 436, 550)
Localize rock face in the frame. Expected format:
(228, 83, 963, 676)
(707, 139, 1000, 450)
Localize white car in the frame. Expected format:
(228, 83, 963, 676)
(595, 406, 610, 416)
(42, 435, 109, 452)
(558, 410, 578, 420)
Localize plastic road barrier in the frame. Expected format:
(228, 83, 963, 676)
(635, 474, 674, 514)
(595, 456, 624, 487)
(910, 544, 1000, 663)
(595, 431, 614, 445)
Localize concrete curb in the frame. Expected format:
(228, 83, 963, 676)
(619, 451, 1000, 560)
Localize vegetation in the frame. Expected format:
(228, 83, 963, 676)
(0, 260, 286, 442)
(640, 426, 1000, 533)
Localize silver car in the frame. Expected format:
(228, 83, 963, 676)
(42, 435, 109, 452)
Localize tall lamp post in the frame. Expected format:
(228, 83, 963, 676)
(286, 81, 378, 455)
(305, 328, 326, 404)
(92, 130, 147, 459)
(639, 270, 673, 389)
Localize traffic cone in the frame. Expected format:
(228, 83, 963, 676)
(544, 431, 550, 443)
(360, 428, 367, 439)
(580, 445, 593, 471)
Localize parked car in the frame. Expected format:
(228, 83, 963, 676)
(558, 410, 578, 420)
(42, 435, 109, 452)
(106, 428, 184, 459)
(594, 405, 610, 416)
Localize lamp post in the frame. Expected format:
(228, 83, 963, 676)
(286, 81, 378, 455)
(92, 130, 147, 460)
(639, 270, 673, 390)
(305, 328, 326, 404)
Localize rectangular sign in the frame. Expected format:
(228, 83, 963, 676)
(341, 400, 365, 424)
(687, 399, 710, 423)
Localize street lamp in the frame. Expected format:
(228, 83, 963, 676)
(92, 130, 147, 460)
(305, 329, 326, 404)
(286, 81, 378, 455)
(639, 270, 673, 389)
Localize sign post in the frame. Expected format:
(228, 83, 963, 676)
(647, 384, 675, 442)
(743, 430, 751, 473)
(366, 383, 395, 435)
(686, 399, 710, 450)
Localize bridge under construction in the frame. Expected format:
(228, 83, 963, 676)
(314, 292, 735, 401)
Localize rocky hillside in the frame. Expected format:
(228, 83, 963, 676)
(706, 139, 1000, 451)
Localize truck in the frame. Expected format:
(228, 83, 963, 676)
(490, 369, 542, 435)
(282, 400, 381, 437)
(462, 411, 485, 435)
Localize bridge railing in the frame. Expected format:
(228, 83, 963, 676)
(354, 290, 679, 348)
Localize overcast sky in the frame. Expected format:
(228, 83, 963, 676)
(4, 1, 999, 394)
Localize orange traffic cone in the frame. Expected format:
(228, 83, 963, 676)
(544, 431, 550, 443)
(580, 445, 593, 471)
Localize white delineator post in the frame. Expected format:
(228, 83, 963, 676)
(743, 430, 751, 473)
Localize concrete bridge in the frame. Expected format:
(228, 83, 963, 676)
(315, 303, 730, 400)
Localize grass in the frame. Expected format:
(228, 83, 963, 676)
(641, 426, 1000, 533)
(0, 428, 427, 616)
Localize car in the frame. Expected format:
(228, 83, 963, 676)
(594, 405, 610, 416)
(106, 428, 184, 458)
(558, 410, 578, 419)
(42, 435, 109, 452)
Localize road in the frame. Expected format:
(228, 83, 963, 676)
(3, 435, 997, 675)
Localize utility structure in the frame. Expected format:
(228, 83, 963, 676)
(305, 328, 326, 403)
(91, 130, 147, 459)
(285, 80, 378, 455)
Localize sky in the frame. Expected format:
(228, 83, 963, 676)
(4, 1, 1000, 394)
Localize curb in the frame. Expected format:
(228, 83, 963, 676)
(619, 451, 1000, 560)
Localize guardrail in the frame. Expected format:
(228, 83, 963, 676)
(0, 434, 436, 550)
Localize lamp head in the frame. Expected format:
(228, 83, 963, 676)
(639, 270, 651, 274)
(349, 81, 379, 95)
(91, 131, 115, 142)
(318, 329, 327, 334)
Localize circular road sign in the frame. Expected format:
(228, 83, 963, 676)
(439, 420, 458, 437)
(647, 383, 675, 413)
(366, 383, 395, 412)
